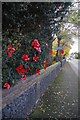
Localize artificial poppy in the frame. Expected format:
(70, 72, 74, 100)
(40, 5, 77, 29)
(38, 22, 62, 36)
(27, 67, 31, 71)
(44, 60, 48, 65)
(32, 39, 40, 47)
(21, 74, 26, 80)
(43, 65, 46, 70)
(5, 44, 15, 57)
(4, 82, 10, 89)
(22, 54, 30, 62)
(35, 69, 40, 75)
(32, 39, 41, 52)
(16, 64, 25, 74)
(33, 56, 39, 62)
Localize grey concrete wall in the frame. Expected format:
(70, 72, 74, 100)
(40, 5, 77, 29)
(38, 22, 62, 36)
(2, 59, 66, 119)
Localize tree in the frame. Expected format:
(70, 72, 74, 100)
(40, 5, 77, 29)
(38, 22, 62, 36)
(52, 37, 71, 61)
(2, 2, 72, 88)
(54, 2, 78, 60)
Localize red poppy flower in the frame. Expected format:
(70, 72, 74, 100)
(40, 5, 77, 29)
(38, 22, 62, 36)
(5, 44, 15, 57)
(49, 50, 53, 55)
(44, 60, 48, 65)
(16, 64, 25, 74)
(43, 60, 48, 70)
(35, 69, 40, 75)
(27, 67, 31, 71)
(4, 82, 10, 89)
(61, 50, 64, 54)
(32, 39, 41, 52)
(22, 54, 30, 62)
(21, 74, 26, 80)
(32, 39, 40, 47)
(33, 56, 39, 62)
(44, 65, 46, 70)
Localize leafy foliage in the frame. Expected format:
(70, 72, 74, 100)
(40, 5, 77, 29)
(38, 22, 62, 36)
(52, 37, 71, 59)
(2, 2, 72, 88)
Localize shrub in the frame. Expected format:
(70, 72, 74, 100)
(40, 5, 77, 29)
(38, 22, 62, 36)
(2, 31, 53, 88)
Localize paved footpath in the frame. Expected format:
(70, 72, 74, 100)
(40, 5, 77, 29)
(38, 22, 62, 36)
(28, 62, 78, 119)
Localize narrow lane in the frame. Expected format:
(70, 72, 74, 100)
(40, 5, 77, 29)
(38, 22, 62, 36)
(69, 59, 79, 76)
(28, 62, 78, 118)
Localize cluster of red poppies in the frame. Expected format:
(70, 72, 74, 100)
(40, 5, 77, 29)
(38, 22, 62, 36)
(16, 64, 31, 81)
(21, 54, 39, 62)
(4, 39, 64, 89)
(4, 39, 49, 89)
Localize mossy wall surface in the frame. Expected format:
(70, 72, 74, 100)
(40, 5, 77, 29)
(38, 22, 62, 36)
(2, 60, 66, 118)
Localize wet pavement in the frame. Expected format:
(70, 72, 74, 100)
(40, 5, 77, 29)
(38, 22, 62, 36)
(28, 62, 78, 119)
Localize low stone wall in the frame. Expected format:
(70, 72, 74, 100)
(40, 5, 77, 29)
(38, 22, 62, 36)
(2, 59, 66, 119)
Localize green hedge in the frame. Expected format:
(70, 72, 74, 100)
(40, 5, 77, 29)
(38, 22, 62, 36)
(2, 31, 53, 88)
